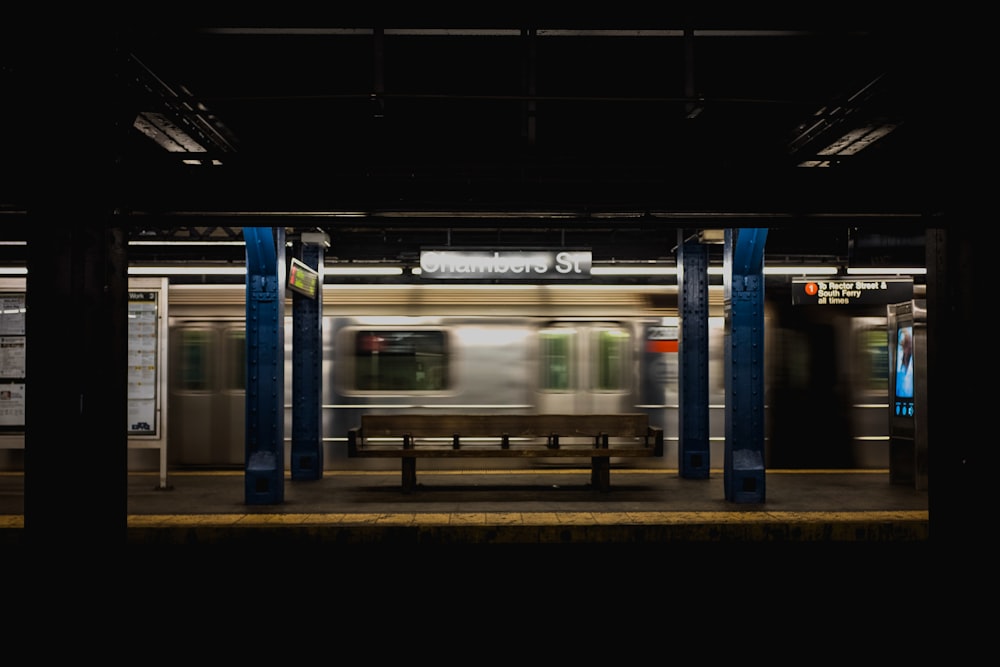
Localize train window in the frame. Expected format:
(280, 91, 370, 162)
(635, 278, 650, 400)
(353, 330, 448, 391)
(860, 327, 889, 393)
(539, 328, 575, 391)
(178, 329, 211, 391)
(225, 328, 246, 391)
(593, 327, 631, 391)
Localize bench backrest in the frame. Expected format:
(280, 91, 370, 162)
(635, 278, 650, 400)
(360, 413, 650, 438)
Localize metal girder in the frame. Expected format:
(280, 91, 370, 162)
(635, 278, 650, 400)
(723, 228, 767, 503)
(244, 227, 285, 504)
(678, 231, 710, 479)
(290, 235, 327, 480)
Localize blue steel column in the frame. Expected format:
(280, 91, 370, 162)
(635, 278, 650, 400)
(244, 227, 286, 504)
(291, 232, 328, 480)
(678, 231, 710, 479)
(723, 228, 768, 503)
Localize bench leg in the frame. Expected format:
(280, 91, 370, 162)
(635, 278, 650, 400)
(591, 456, 611, 492)
(402, 458, 417, 493)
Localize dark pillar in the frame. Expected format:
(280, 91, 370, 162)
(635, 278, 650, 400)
(244, 227, 285, 504)
(926, 227, 985, 545)
(26, 227, 128, 545)
(290, 232, 328, 480)
(723, 228, 768, 503)
(23, 29, 130, 545)
(678, 231, 710, 479)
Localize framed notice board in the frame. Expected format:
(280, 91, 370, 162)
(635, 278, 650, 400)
(127, 277, 169, 488)
(128, 288, 161, 436)
(0, 289, 26, 430)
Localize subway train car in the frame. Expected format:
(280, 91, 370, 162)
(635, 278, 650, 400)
(163, 280, 900, 472)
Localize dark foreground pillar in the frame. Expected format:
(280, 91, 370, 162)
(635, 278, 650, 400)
(25, 226, 128, 546)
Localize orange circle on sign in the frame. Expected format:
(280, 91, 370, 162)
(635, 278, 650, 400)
(804, 282, 818, 296)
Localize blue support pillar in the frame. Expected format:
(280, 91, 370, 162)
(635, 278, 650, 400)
(244, 227, 286, 504)
(678, 230, 710, 479)
(723, 228, 768, 503)
(290, 232, 328, 480)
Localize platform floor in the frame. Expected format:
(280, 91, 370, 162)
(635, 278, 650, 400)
(0, 466, 930, 549)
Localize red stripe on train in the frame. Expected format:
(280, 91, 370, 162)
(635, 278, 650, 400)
(645, 340, 678, 353)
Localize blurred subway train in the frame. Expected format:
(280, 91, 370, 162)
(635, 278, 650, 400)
(159, 278, 908, 472)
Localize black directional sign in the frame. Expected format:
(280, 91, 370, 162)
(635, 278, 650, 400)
(791, 277, 913, 306)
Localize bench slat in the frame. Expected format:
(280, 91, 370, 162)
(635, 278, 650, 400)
(360, 413, 650, 438)
(349, 448, 658, 458)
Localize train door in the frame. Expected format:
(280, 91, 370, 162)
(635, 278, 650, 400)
(168, 321, 246, 467)
(847, 316, 891, 468)
(536, 321, 634, 414)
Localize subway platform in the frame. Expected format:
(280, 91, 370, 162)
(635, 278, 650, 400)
(0, 466, 930, 551)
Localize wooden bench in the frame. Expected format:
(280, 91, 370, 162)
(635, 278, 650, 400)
(347, 413, 664, 493)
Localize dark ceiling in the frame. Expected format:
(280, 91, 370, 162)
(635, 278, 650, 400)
(1, 17, 953, 268)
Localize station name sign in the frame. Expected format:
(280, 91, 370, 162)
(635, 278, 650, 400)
(420, 248, 592, 280)
(792, 276, 913, 306)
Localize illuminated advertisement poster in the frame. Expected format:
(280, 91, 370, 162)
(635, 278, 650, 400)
(894, 324, 915, 417)
(127, 291, 158, 435)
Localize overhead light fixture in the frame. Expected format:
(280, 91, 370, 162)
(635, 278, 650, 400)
(126, 265, 406, 277)
(797, 123, 898, 167)
(763, 266, 839, 276)
(129, 240, 246, 246)
(326, 266, 404, 276)
(374, 210, 581, 219)
(790, 71, 899, 166)
(704, 266, 841, 276)
(846, 267, 926, 275)
(592, 266, 677, 276)
(128, 266, 246, 276)
(817, 123, 898, 157)
(133, 112, 207, 153)
(130, 54, 236, 165)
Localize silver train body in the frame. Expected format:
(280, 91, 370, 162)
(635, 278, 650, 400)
(163, 282, 896, 471)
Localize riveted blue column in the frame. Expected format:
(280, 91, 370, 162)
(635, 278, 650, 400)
(723, 228, 767, 503)
(244, 227, 285, 504)
(291, 232, 328, 480)
(678, 230, 710, 479)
